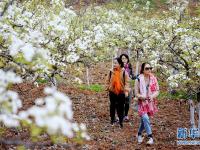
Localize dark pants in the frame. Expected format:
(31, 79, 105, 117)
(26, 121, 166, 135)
(109, 91, 125, 126)
(125, 97, 130, 116)
(124, 91, 132, 116)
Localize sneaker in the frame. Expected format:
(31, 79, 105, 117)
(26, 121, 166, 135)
(147, 138, 154, 145)
(119, 123, 123, 128)
(137, 135, 144, 144)
(111, 121, 115, 126)
(115, 117, 119, 123)
(124, 116, 129, 122)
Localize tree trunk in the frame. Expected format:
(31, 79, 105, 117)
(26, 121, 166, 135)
(51, 77, 57, 87)
(135, 61, 139, 76)
(134, 49, 140, 93)
(111, 54, 114, 70)
(117, 49, 121, 57)
(86, 67, 90, 86)
(189, 99, 196, 128)
(198, 102, 200, 129)
(198, 90, 200, 129)
(134, 61, 139, 94)
(128, 48, 131, 57)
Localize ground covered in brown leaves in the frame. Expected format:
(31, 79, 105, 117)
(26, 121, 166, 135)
(2, 63, 200, 150)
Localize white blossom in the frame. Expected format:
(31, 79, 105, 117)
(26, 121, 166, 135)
(21, 43, 35, 62)
(66, 52, 80, 63)
(0, 114, 19, 127)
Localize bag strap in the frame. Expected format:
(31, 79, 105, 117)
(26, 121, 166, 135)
(136, 74, 140, 82)
(123, 70, 125, 85)
(109, 70, 112, 82)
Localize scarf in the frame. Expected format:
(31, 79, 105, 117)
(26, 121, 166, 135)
(139, 74, 158, 98)
(124, 63, 130, 75)
(138, 73, 158, 116)
(112, 67, 122, 95)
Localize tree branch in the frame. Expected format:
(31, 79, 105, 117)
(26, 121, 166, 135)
(168, 36, 190, 76)
(0, 0, 15, 17)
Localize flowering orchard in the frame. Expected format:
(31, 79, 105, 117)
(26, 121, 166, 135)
(0, 0, 91, 147)
(0, 0, 199, 148)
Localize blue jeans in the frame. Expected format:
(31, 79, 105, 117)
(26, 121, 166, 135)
(138, 113, 152, 136)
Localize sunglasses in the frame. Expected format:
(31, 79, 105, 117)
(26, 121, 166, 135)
(145, 67, 153, 70)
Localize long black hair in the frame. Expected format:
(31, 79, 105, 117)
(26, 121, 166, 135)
(116, 57, 124, 68)
(119, 53, 133, 70)
(119, 53, 130, 64)
(140, 62, 151, 74)
(119, 53, 136, 79)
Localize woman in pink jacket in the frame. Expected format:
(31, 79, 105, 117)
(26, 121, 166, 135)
(135, 62, 159, 145)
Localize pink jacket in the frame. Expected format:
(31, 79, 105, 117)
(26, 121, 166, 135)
(137, 74, 159, 117)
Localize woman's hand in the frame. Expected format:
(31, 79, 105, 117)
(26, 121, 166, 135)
(148, 95, 154, 101)
(125, 92, 129, 98)
(140, 95, 146, 100)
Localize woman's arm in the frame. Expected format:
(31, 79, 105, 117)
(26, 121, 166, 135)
(134, 79, 146, 100)
(150, 91, 159, 99)
(150, 77, 160, 99)
(124, 72, 130, 97)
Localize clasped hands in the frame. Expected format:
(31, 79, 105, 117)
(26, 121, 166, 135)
(140, 95, 153, 102)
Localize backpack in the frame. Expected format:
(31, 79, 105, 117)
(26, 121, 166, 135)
(135, 74, 140, 82)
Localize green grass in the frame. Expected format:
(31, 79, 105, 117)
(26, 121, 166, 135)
(160, 0, 168, 4)
(134, 0, 155, 5)
(158, 90, 196, 100)
(35, 74, 62, 85)
(78, 84, 104, 92)
(158, 80, 167, 87)
(156, 79, 197, 100)
(36, 78, 48, 84)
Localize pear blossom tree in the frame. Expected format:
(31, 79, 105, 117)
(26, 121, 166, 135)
(0, 0, 200, 148)
(135, 0, 200, 128)
(0, 0, 90, 148)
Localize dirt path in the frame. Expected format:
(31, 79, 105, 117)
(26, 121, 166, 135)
(68, 87, 198, 150)
(64, 62, 200, 149)
(9, 83, 197, 150)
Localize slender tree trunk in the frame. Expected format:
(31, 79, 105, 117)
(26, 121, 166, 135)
(128, 48, 131, 58)
(189, 99, 196, 128)
(134, 61, 139, 96)
(135, 61, 139, 76)
(86, 67, 90, 86)
(198, 90, 200, 129)
(134, 49, 140, 95)
(117, 49, 121, 57)
(114, 47, 118, 58)
(133, 50, 140, 111)
(111, 54, 114, 70)
(51, 77, 57, 87)
(198, 102, 200, 129)
(134, 61, 139, 88)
